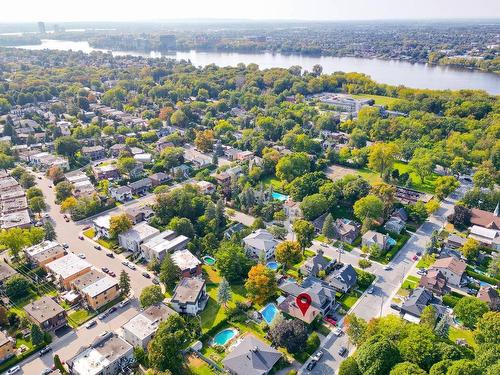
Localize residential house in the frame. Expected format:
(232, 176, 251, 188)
(109, 185, 133, 203)
(362, 230, 389, 251)
(109, 143, 130, 158)
(300, 249, 335, 277)
(128, 178, 152, 196)
(384, 216, 406, 234)
(124, 205, 154, 224)
(129, 161, 144, 179)
(29, 152, 69, 171)
(46, 253, 92, 289)
(118, 222, 160, 252)
(418, 269, 450, 296)
(468, 225, 500, 250)
(24, 296, 67, 331)
(243, 229, 280, 260)
(224, 222, 246, 240)
(71, 270, 120, 310)
(68, 333, 134, 375)
(156, 137, 174, 153)
(24, 240, 66, 268)
(395, 187, 433, 205)
(170, 277, 208, 315)
(148, 172, 170, 187)
(0, 262, 16, 287)
(195, 180, 215, 195)
(477, 286, 499, 311)
(134, 153, 152, 164)
(235, 150, 254, 161)
(399, 287, 444, 323)
(283, 199, 302, 220)
(326, 264, 358, 293)
(446, 234, 467, 250)
(392, 207, 409, 222)
(333, 218, 361, 244)
(0, 331, 15, 363)
(121, 304, 176, 348)
(93, 164, 120, 181)
(430, 257, 467, 286)
(470, 205, 500, 230)
(0, 210, 31, 229)
(93, 214, 112, 238)
(279, 276, 336, 315)
(312, 213, 329, 234)
(172, 164, 190, 179)
(81, 145, 106, 160)
(141, 230, 190, 262)
(223, 334, 282, 375)
(277, 295, 321, 324)
(171, 249, 202, 278)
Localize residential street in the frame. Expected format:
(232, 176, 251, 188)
(301, 183, 470, 374)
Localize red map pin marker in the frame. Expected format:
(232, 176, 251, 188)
(296, 293, 312, 316)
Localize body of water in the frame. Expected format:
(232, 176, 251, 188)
(9, 39, 500, 94)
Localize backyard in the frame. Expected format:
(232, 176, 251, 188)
(396, 275, 421, 298)
(350, 93, 402, 107)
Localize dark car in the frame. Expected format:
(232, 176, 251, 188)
(106, 252, 114, 258)
(94, 245, 101, 250)
(78, 235, 84, 240)
(390, 303, 401, 311)
(109, 271, 116, 277)
(108, 306, 117, 314)
(152, 277, 160, 285)
(101, 267, 109, 273)
(306, 359, 318, 371)
(39, 346, 52, 356)
(338, 346, 347, 356)
(142, 272, 151, 278)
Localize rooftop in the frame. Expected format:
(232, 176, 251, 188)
(171, 277, 205, 304)
(122, 303, 176, 341)
(81, 276, 118, 298)
(432, 256, 467, 276)
(171, 249, 201, 271)
(46, 253, 91, 279)
(24, 241, 65, 263)
(141, 230, 189, 255)
(71, 270, 106, 291)
(120, 222, 160, 242)
(24, 296, 65, 324)
(0, 262, 17, 283)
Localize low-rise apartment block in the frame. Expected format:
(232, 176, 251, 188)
(46, 253, 92, 289)
(24, 296, 67, 332)
(140, 230, 190, 262)
(24, 240, 66, 268)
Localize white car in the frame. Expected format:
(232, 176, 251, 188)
(6, 365, 21, 374)
(333, 327, 343, 336)
(77, 253, 86, 259)
(366, 286, 374, 294)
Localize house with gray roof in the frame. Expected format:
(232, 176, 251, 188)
(243, 229, 279, 260)
(128, 178, 152, 195)
(109, 185, 132, 203)
(362, 230, 389, 250)
(279, 276, 336, 315)
(384, 216, 406, 234)
(223, 334, 282, 375)
(326, 264, 358, 293)
(118, 222, 160, 252)
(300, 249, 335, 277)
(170, 277, 208, 315)
(399, 287, 445, 323)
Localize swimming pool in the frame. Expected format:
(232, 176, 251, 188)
(260, 303, 278, 324)
(203, 256, 216, 265)
(387, 237, 397, 247)
(272, 192, 289, 201)
(266, 261, 280, 271)
(212, 328, 238, 346)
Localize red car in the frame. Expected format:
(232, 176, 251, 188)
(412, 255, 419, 261)
(324, 316, 337, 326)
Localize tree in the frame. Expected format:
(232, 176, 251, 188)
(140, 285, 164, 308)
(299, 193, 328, 220)
(168, 217, 194, 238)
(276, 152, 311, 182)
(159, 254, 181, 292)
(399, 326, 437, 370)
(287, 172, 328, 202)
(19, 172, 35, 189)
(434, 314, 450, 338)
(453, 296, 489, 329)
(344, 313, 367, 346)
(27, 227, 45, 246)
(451, 204, 471, 228)
(31, 324, 45, 346)
(215, 242, 252, 282)
(215, 198, 226, 232)
(55, 181, 74, 202)
(368, 142, 399, 177)
(409, 148, 434, 183)
(29, 196, 46, 216)
(43, 221, 56, 241)
(60, 196, 78, 213)
(251, 217, 265, 230)
(53, 354, 68, 375)
(275, 241, 302, 270)
(194, 129, 215, 152)
(293, 219, 315, 252)
(26, 187, 43, 200)
(269, 318, 308, 353)
(390, 362, 427, 375)
(217, 278, 232, 307)
(245, 264, 277, 304)
(321, 213, 335, 239)
(446, 360, 481, 375)
(170, 109, 188, 127)
(55, 136, 81, 157)
(339, 357, 361, 375)
(119, 270, 131, 297)
(0, 228, 27, 259)
(46, 166, 64, 182)
(473, 161, 496, 189)
(460, 238, 480, 261)
(148, 315, 191, 374)
(371, 182, 396, 219)
(356, 335, 401, 375)
(435, 176, 459, 199)
(420, 305, 437, 329)
(117, 157, 137, 175)
(109, 213, 133, 239)
(160, 147, 184, 171)
(474, 311, 500, 345)
(354, 194, 384, 222)
(5, 275, 32, 300)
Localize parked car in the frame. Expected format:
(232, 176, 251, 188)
(314, 350, 324, 361)
(94, 245, 101, 250)
(109, 271, 116, 277)
(152, 277, 160, 285)
(333, 327, 343, 336)
(412, 255, 419, 261)
(417, 269, 427, 276)
(119, 299, 130, 308)
(37, 176, 42, 180)
(106, 252, 114, 258)
(77, 253, 86, 259)
(338, 346, 347, 356)
(324, 316, 337, 326)
(390, 303, 401, 311)
(85, 320, 97, 329)
(62, 243, 69, 249)
(306, 359, 318, 371)
(101, 267, 109, 273)
(108, 306, 117, 314)
(466, 288, 476, 295)
(416, 251, 422, 256)
(78, 235, 84, 240)
(366, 286, 374, 294)
(64, 216, 70, 222)
(121, 261, 128, 266)
(39, 346, 52, 356)
(383, 266, 392, 271)
(6, 365, 21, 374)
(98, 313, 108, 320)
(127, 263, 136, 270)
(142, 272, 150, 278)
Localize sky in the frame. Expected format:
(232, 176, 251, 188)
(1, 0, 499, 22)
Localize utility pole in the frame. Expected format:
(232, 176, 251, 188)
(338, 243, 343, 264)
(379, 296, 384, 318)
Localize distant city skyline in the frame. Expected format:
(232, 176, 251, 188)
(1, 0, 499, 23)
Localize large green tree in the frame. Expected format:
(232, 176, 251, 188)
(215, 241, 253, 283)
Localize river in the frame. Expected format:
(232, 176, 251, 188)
(10, 39, 500, 94)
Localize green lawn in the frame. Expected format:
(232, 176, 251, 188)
(261, 175, 286, 193)
(397, 275, 421, 297)
(449, 326, 477, 349)
(340, 290, 362, 311)
(83, 228, 116, 249)
(68, 309, 94, 328)
(350, 94, 402, 107)
(417, 254, 437, 269)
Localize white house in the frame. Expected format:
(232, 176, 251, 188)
(243, 229, 280, 260)
(109, 186, 133, 203)
(170, 277, 208, 315)
(93, 214, 112, 239)
(118, 222, 160, 252)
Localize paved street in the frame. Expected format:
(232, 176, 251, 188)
(301, 183, 470, 374)
(16, 172, 155, 374)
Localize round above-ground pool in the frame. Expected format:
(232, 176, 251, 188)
(203, 255, 216, 265)
(212, 328, 238, 346)
(266, 261, 280, 271)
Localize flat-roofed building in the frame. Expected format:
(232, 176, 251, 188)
(170, 277, 208, 315)
(140, 230, 190, 262)
(118, 222, 160, 252)
(0, 209, 31, 229)
(171, 249, 202, 278)
(24, 240, 65, 268)
(24, 296, 67, 332)
(80, 276, 120, 310)
(93, 214, 112, 239)
(68, 332, 133, 375)
(0, 262, 17, 286)
(121, 303, 176, 348)
(46, 253, 92, 289)
(0, 331, 15, 363)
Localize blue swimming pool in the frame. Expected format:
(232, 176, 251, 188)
(387, 237, 397, 246)
(272, 192, 289, 201)
(212, 328, 238, 346)
(203, 255, 216, 265)
(261, 303, 278, 324)
(266, 261, 280, 271)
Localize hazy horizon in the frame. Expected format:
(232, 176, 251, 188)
(1, 0, 499, 23)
